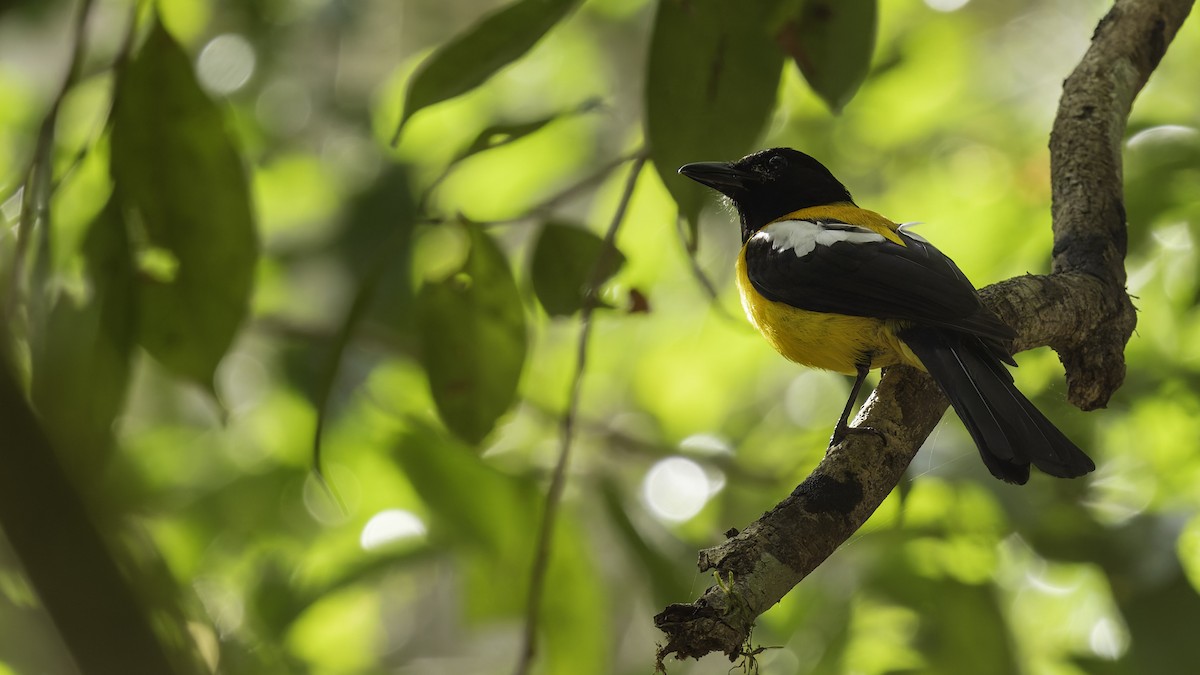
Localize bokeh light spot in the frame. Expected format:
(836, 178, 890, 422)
(302, 467, 359, 524)
(1089, 616, 1129, 660)
(197, 34, 256, 95)
(256, 79, 312, 134)
(679, 432, 732, 456)
(360, 509, 427, 551)
(641, 456, 711, 523)
(924, 0, 970, 11)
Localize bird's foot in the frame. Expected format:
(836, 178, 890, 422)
(829, 423, 887, 447)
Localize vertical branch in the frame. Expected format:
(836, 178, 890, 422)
(1048, 0, 1192, 409)
(513, 152, 647, 675)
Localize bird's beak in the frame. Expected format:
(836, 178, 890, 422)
(677, 161, 758, 197)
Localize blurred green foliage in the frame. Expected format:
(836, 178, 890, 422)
(1, 0, 1199, 674)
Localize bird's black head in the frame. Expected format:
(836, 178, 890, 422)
(678, 148, 854, 242)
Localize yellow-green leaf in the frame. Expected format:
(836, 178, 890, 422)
(417, 222, 527, 445)
(394, 0, 582, 139)
(530, 222, 624, 317)
(779, 0, 877, 113)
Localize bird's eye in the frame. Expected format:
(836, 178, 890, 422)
(768, 155, 788, 171)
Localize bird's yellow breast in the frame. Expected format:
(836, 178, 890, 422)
(735, 244, 919, 375)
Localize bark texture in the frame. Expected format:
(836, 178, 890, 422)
(655, 0, 1193, 664)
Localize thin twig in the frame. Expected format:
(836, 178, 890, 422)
(45, 0, 140, 198)
(527, 151, 639, 219)
(518, 399, 793, 487)
(513, 151, 647, 675)
(676, 213, 722, 302)
(415, 99, 605, 216)
(483, 151, 639, 227)
(674, 215, 743, 325)
(414, 152, 639, 230)
(5, 0, 96, 322)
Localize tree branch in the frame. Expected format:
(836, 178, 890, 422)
(654, 0, 1192, 664)
(1048, 0, 1190, 408)
(0, 358, 201, 675)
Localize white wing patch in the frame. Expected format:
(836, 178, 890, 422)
(897, 221, 928, 243)
(752, 219, 885, 258)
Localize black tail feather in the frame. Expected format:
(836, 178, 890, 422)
(899, 325, 1095, 484)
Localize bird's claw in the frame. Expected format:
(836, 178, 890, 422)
(830, 424, 887, 447)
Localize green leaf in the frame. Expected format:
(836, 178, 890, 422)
(393, 0, 582, 140)
(30, 198, 135, 469)
(778, 0, 877, 113)
(530, 221, 625, 317)
(417, 222, 527, 445)
(391, 420, 537, 605)
(111, 18, 258, 387)
(311, 165, 418, 478)
(394, 422, 539, 560)
(645, 0, 784, 234)
(337, 164, 420, 338)
(392, 423, 602, 657)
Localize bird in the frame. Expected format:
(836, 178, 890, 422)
(678, 147, 1095, 484)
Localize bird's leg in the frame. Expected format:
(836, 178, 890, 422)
(829, 364, 885, 446)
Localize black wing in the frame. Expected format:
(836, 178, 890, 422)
(744, 219, 1016, 343)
